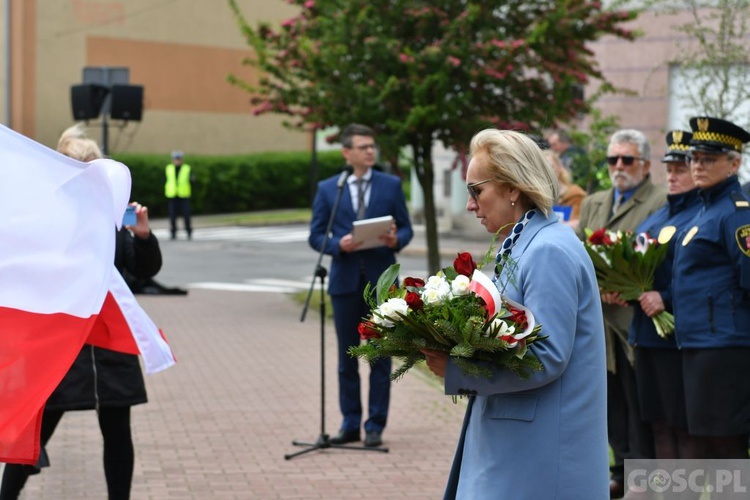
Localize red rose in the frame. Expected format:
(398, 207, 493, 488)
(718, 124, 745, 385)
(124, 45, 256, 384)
(403, 277, 425, 288)
(404, 291, 424, 311)
(588, 228, 613, 246)
(358, 321, 381, 340)
(508, 306, 528, 330)
(453, 252, 477, 277)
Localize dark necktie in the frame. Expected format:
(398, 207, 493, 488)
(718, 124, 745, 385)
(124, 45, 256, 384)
(356, 178, 367, 219)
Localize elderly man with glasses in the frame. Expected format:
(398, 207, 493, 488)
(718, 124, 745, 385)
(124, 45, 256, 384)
(576, 129, 666, 499)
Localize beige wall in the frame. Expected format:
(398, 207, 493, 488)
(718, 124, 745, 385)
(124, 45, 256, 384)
(20, 0, 309, 154)
(589, 9, 697, 185)
(6, 0, 36, 138)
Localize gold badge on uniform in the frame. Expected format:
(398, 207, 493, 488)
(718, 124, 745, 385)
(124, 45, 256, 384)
(736, 224, 750, 257)
(658, 226, 676, 244)
(682, 226, 699, 246)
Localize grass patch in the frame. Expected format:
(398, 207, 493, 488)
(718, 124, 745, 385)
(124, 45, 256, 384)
(291, 290, 334, 320)
(197, 209, 312, 227)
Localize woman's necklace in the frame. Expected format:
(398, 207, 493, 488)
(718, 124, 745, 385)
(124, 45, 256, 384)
(493, 209, 537, 283)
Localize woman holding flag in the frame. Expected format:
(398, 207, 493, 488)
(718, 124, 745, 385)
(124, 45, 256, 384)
(0, 125, 162, 500)
(421, 130, 609, 499)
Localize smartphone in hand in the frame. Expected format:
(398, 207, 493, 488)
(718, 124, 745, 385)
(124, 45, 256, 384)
(122, 205, 137, 226)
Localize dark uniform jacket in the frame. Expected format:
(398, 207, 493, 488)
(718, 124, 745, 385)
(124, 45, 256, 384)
(45, 229, 162, 411)
(628, 189, 701, 348)
(672, 177, 750, 348)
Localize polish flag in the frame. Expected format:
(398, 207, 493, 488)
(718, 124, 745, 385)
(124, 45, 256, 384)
(469, 270, 504, 317)
(88, 270, 176, 373)
(0, 124, 174, 465)
(469, 270, 536, 339)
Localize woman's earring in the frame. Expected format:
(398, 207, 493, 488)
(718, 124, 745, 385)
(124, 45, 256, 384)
(511, 201, 515, 207)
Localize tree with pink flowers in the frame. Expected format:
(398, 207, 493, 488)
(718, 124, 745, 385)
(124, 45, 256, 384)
(228, 0, 638, 273)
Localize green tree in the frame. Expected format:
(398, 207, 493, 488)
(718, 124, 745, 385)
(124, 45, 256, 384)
(660, 0, 750, 121)
(653, 0, 750, 181)
(569, 107, 622, 193)
(228, 0, 637, 273)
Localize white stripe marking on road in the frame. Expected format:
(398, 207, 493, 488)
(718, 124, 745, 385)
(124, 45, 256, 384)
(153, 227, 308, 242)
(189, 282, 300, 293)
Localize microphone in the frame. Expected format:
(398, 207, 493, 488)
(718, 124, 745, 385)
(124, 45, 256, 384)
(336, 166, 354, 188)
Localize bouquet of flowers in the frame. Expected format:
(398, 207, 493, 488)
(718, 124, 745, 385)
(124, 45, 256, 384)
(349, 252, 545, 381)
(583, 228, 674, 338)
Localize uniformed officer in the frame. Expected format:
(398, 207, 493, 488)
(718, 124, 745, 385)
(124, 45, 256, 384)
(672, 116, 750, 459)
(628, 130, 703, 460)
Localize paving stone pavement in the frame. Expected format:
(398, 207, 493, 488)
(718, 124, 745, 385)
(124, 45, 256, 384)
(8, 289, 467, 499)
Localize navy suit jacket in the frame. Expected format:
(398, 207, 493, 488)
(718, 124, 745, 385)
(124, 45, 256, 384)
(308, 168, 413, 296)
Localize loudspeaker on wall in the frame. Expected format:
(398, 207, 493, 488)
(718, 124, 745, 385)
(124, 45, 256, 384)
(70, 84, 109, 121)
(110, 84, 144, 121)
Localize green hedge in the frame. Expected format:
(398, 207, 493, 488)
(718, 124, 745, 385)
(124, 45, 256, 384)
(111, 151, 344, 217)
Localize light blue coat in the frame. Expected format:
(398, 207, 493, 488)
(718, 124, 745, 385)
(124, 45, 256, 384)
(444, 213, 609, 500)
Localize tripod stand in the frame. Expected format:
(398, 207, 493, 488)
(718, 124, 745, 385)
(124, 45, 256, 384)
(285, 167, 389, 460)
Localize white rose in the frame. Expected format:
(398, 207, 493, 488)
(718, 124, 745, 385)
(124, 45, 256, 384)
(450, 275, 471, 296)
(371, 312, 391, 328)
(424, 275, 448, 290)
(375, 298, 409, 327)
(422, 286, 449, 305)
(386, 298, 409, 318)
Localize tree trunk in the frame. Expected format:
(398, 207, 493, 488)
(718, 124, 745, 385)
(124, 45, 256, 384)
(412, 136, 441, 275)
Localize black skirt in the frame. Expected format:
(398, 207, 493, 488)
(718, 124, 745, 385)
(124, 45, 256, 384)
(682, 347, 750, 436)
(45, 345, 147, 411)
(634, 347, 687, 428)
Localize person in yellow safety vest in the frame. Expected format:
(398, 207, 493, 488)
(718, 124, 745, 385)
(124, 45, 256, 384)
(164, 150, 193, 240)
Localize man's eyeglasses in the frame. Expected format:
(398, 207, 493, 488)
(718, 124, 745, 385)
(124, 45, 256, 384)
(606, 155, 644, 166)
(350, 144, 376, 152)
(686, 153, 724, 167)
(467, 179, 492, 202)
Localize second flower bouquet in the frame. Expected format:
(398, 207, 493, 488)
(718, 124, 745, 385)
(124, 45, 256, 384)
(349, 253, 545, 381)
(583, 227, 675, 338)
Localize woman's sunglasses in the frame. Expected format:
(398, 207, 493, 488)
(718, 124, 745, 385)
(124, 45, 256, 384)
(467, 179, 492, 202)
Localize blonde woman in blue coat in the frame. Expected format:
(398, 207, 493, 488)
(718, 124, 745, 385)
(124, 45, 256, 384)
(423, 129, 609, 499)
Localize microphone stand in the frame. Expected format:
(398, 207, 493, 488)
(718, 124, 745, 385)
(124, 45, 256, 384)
(286, 168, 389, 460)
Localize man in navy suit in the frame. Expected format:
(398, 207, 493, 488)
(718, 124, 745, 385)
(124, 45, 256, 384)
(308, 124, 413, 447)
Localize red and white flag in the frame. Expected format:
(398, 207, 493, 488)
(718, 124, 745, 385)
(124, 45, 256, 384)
(0, 124, 175, 465)
(469, 270, 504, 317)
(469, 270, 536, 339)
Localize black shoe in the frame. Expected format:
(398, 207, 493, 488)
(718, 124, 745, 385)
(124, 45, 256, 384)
(330, 429, 360, 444)
(364, 431, 383, 447)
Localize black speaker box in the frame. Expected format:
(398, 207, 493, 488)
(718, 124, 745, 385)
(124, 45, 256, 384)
(110, 84, 144, 121)
(70, 84, 109, 121)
